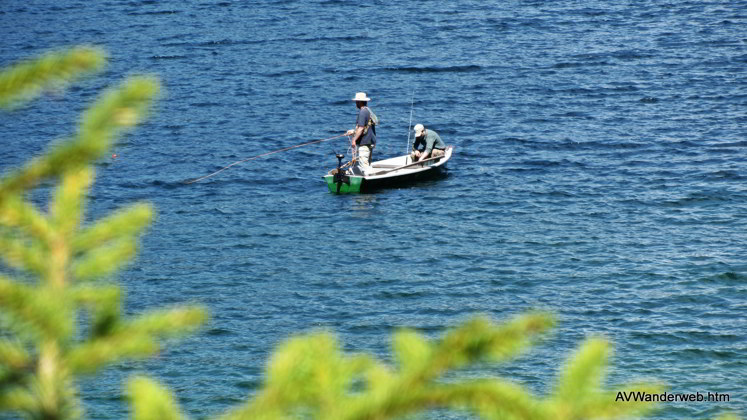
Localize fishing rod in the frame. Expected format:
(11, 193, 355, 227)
(406, 89, 415, 158)
(184, 133, 347, 184)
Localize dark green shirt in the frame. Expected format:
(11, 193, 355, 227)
(413, 130, 445, 154)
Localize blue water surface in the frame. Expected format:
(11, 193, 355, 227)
(1, 1, 746, 419)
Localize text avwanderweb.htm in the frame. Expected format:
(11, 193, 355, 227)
(616, 391, 730, 403)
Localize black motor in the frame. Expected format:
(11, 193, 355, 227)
(333, 152, 349, 194)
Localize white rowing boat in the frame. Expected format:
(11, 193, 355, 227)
(323, 145, 453, 194)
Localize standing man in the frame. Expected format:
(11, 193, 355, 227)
(411, 123, 446, 162)
(346, 92, 377, 174)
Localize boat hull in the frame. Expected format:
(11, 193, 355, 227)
(323, 173, 363, 193)
(324, 146, 453, 194)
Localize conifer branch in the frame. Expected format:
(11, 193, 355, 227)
(126, 307, 209, 338)
(545, 339, 665, 419)
(70, 284, 122, 338)
(65, 335, 159, 375)
(0, 47, 205, 419)
(0, 340, 30, 373)
(72, 237, 138, 282)
(411, 380, 542, 420)
(50, 167, 94, 241)
(76, 76, 160, 158)
(214, 312, 689, 420)
(0, 46, 106, 110)
(0, 196, 53, 245)
(72, 203, 153, 253)
(0, 77, 160, 198)
(424, 313, 554, 377)
(0, 277, 71, 342)
(128, 376, 186, 420)
(0, 386, 37, 413)
(69, 284, 122, 311)
(222, 313, 554, 420)
(553, 337, 609, 404)
(65, 306, 206, 375)
(0, 233, 46, 276)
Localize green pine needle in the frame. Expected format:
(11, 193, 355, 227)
(0, 46, 106, 110)
(128, 376, 186, 420)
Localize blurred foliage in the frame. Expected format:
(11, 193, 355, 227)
(0, 46, 106, 110)
(0, 47, 739, 420)
(213, 315, 663, 420)
(0, 47, 207, 419)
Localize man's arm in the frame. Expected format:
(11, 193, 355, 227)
(348, 125, 364, 146)
(412, 137, 424, 152)
(419, 134, 434, 161)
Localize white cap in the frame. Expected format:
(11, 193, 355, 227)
(351, 92, 371, 102)
(413, 123, 425, 136)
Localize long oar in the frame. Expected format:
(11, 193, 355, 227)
(184, 133, 347, 184)
(369, 154, 444, 176)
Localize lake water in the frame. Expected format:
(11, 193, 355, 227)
(1, 1, 745, 418)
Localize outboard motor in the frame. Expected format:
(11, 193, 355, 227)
(333, 152, 350, 194)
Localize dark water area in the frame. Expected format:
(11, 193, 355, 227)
(1, 1, 746, 418)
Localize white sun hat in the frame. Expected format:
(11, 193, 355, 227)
(413, 123, 425, 136)
(352, 92, 371, 102)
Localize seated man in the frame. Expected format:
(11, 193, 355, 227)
(411, 124, 446, 162)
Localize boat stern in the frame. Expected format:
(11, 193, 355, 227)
(323, 173, 363, 194)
